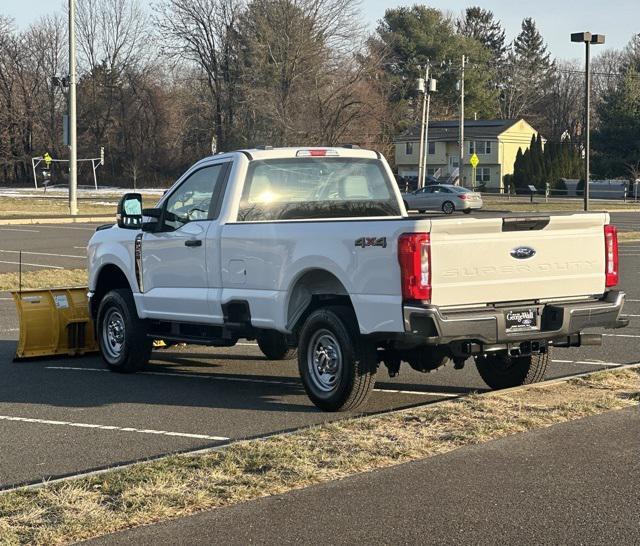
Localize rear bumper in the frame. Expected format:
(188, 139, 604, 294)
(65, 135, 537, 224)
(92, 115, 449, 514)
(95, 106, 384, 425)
(403, 290, 627, 345)
(460, 200, 483, 210)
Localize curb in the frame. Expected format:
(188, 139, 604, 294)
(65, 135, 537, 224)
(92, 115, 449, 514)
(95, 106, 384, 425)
(2, 361, 638, 495)
(0, 216, 114, 226)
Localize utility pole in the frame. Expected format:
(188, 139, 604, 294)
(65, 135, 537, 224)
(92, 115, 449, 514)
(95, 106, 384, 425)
(416, 64, 431, 189)
(458, 55, 466, 187)
(422, 79, 434, 189)
(68, 0, 78, 215)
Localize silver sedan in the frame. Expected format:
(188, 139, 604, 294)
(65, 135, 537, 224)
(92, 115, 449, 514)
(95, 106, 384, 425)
(402, 184, 483, 214)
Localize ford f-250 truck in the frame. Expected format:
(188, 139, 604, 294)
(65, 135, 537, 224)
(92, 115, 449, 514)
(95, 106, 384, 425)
(87, 147, 628, 411)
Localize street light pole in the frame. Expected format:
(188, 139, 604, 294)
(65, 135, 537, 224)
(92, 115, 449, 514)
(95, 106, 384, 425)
(68, 0, 78, 216)
(584, 39, 590, 212)
(571, 32, 605, 212)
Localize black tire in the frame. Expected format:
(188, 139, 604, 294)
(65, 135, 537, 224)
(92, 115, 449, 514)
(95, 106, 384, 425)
(442, 201, 455, 214)
(298, 306, 377, 412)
(97, 289, 152, 373)
(463, 208, 472, 214)
(257, 331, 297, 360)
(418, 209, 426, 214)
(475, 351, 549, 390)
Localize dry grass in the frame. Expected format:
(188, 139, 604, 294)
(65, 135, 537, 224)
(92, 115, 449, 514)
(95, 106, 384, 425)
(0, 196, 158, 218)
(483, 198, 640, 212)
(618, 231, 640, 242)
(0, 269, 87, 292)
(0, 366, 638, 545)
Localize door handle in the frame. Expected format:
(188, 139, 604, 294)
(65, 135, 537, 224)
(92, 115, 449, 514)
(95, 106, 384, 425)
(185, 239, 202, 247)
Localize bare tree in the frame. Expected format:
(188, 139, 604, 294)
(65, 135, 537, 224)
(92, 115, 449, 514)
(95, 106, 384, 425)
(154, 0, 243, 151)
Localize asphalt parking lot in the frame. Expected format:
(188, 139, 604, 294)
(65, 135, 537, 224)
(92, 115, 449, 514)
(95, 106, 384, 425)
(0, 222, 99, 273)
(0, 213, 637, 490)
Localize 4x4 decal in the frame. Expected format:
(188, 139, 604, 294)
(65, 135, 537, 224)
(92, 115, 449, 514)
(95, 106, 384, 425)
(354, 237, 387, 249)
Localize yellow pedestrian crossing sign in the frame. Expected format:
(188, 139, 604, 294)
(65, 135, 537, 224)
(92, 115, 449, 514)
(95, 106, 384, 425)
(470, 153, 479, 168)
(43, 152, 52, 168)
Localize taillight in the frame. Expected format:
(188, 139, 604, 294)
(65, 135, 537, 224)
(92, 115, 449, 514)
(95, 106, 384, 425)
(458, 194, 469, 200)
(398, 233, 431, 301)
(604, 225, 619, 288)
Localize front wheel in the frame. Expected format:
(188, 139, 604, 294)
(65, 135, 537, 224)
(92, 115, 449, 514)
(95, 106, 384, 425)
(97, 289, 152, 373)
(298, 306, 377, 412)
(442, 201, 455, 214)
(475, 351, 549, 390)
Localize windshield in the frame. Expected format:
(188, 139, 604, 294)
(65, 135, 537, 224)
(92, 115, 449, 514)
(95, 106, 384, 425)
(237, 158, 401, 221)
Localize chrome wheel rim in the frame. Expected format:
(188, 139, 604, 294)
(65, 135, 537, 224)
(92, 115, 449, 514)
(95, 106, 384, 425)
(443, 202, 454, 214)
(103, 308, 125, 361)
(307, 329, 342, 393)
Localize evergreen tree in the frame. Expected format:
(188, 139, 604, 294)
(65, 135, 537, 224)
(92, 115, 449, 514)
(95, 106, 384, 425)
(513, 18, 552, 72)
(499, 18, 555, 120)
(375, 6, 499, 122)
(456, 7, 507, 63)
(592, 67, 640, 177)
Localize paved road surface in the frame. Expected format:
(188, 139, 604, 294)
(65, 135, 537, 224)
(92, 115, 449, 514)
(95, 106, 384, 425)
(0, 222, 99, 273)
(87, 407, 640, 545)
(0, 215, 637, 489)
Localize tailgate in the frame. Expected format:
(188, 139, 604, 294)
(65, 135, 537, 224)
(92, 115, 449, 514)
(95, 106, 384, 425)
(430, 213, 608, 307)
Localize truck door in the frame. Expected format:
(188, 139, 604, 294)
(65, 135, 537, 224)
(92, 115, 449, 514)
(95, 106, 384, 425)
(140, 161, 230, 323)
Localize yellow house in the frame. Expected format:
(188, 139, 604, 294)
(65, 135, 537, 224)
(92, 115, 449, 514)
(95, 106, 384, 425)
(394, 118, 542, 191)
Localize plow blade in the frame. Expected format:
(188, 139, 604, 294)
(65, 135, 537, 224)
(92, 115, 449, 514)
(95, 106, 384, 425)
(11, 287, 98, 360)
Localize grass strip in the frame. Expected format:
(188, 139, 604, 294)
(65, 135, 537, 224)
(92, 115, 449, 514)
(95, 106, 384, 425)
(0, 269, 87, 292)
(618, 231, 640, 242)
(0, 366, 638, 544)
(483, 198, 640, 212)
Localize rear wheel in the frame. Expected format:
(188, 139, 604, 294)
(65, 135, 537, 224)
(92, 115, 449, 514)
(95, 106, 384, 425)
(257, 331, 297, 360)
(463, 208, 472, 214)
(97, 289, 152, 373)
(442, 201, 455, 214)
(298, 306, 377, 412)
(475, 351, 549, 390)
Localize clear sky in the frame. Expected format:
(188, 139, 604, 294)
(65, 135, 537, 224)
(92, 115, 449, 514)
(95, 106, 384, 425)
(3, 0, 639, 61)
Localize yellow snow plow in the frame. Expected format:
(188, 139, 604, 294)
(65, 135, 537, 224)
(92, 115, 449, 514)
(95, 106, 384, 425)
(11, 287, 99, 360)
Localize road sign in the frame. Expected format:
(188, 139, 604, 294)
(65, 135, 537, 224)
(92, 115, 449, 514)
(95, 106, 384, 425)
(470, 153, 479, 168)
(43, 152, 52, 168)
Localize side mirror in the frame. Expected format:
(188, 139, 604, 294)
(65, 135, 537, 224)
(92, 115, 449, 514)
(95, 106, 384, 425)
(141, 208, 162, 233)
(117, 193, 142, 229)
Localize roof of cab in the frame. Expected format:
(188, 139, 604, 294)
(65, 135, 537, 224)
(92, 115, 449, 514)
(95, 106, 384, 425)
(231, 146, 381, 161)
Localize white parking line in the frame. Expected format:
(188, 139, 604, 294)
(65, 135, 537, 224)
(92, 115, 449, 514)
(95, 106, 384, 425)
(45, 367, 458, 396)
(0, 414, 229, 441)
(0, 228, 40, 233)
(552, 359, 622, 367)
(0, 249, 85, 259)
(44, 226, 98, 231)
(374, 388, 458, 397)
(0, 260, 63, 269)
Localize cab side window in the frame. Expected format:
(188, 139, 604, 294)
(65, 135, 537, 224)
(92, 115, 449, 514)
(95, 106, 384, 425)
(163, 164, 225, 231)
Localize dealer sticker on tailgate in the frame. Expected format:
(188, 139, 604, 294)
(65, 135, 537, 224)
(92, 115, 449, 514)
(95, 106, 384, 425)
(505, 308, 539, 332)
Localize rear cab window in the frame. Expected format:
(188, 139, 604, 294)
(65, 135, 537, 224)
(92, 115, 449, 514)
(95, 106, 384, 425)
(237, 158, 401, 221)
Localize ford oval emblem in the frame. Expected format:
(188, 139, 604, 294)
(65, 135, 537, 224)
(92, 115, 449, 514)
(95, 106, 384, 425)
(511, 246, 536, 260)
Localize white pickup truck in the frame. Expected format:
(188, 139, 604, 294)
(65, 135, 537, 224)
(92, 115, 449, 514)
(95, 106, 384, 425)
(88, 147, 627, 411)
